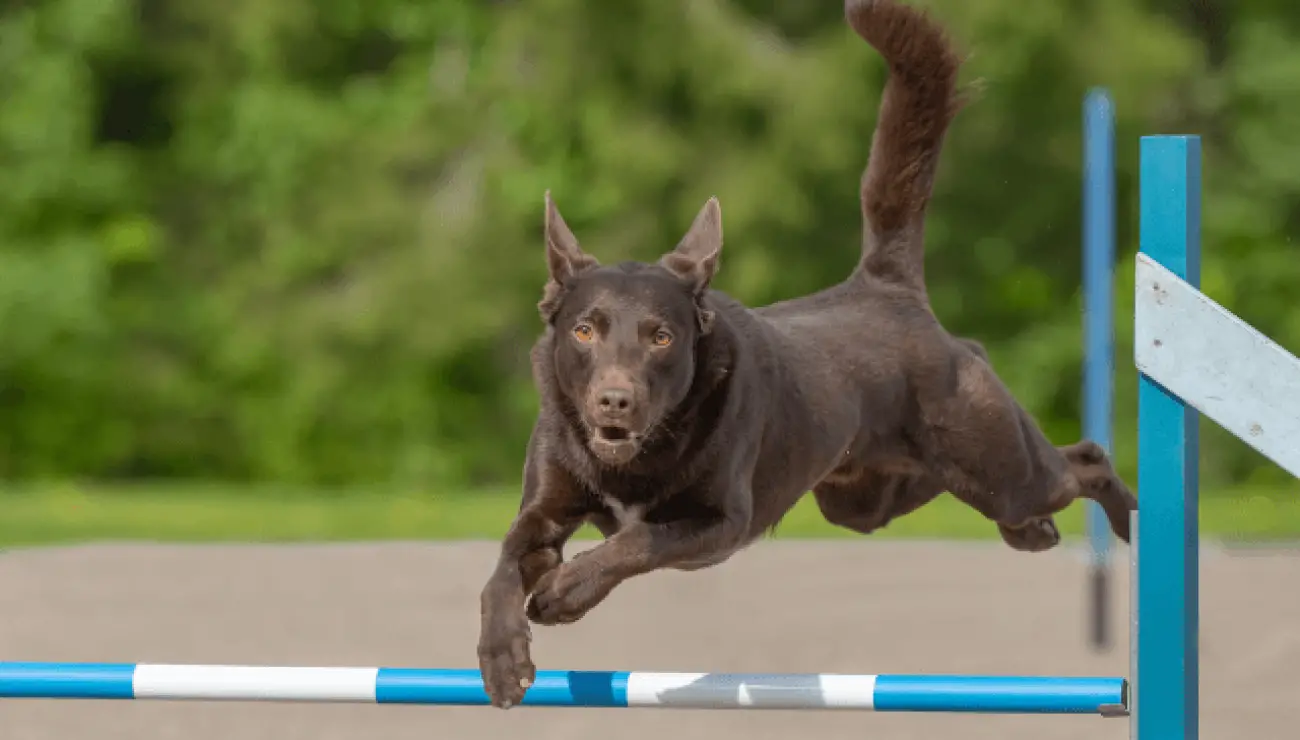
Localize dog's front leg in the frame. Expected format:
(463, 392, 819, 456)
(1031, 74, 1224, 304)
(526, 485, 753, 626)
(477, 455, 587, 708)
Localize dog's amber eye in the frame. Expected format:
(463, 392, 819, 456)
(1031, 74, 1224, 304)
(573, 323, 595, 342)
(652, 330, 673, 347)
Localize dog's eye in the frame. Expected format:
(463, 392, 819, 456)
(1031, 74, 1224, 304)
(651, 330, 673, 347)
(573, 323, 595, 342)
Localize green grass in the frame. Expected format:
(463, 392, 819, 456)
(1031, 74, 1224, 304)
(3, 483, 1300, 548)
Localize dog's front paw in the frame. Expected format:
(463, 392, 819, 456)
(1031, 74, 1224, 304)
(526, 558, 616, 626)
(477, 615, 535, 709)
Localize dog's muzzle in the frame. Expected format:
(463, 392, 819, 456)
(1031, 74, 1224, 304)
(587, 386, 644, 465)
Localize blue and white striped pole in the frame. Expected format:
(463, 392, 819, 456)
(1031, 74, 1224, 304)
(0, 662, 1127, 715)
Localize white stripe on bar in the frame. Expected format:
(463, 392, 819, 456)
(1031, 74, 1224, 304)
(625, 672, 876, 709)
(133, 664, 379, 702)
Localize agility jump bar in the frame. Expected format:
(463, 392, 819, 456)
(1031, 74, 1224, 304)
(0, 662, 1127, 715)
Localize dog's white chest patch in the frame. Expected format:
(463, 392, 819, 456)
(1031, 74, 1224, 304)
(600, 495, 644, 527)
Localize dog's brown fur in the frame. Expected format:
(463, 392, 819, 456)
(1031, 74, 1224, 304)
(477, 0, 1137, 709)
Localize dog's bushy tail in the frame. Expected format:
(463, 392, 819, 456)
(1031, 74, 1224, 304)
(846, 0, 967, 292)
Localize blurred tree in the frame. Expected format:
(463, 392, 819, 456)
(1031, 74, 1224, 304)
(0, 0, 1296, 492)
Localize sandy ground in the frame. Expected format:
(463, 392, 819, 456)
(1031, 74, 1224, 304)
(3, 539, 1299, 739)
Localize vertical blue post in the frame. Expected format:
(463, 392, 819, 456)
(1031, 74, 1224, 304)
(1136, 135, 1201, 740)
(1083, 88, 1115, 652)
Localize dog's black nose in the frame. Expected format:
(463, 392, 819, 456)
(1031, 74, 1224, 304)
(597, 388, 634, 416)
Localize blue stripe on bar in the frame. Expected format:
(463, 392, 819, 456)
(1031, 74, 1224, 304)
(375, 668, 630, 707)
(871, 675, 1127, 714)
(0, 662, 137, 699)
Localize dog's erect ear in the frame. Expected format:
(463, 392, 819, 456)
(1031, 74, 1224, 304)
(544, 191, 598, 282)
(659, 197, 722, 333)
(539, 191, 598, 321)
(659, 197, 722, 295)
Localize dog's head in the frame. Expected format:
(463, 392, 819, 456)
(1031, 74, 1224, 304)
(536, 191, 724, 466)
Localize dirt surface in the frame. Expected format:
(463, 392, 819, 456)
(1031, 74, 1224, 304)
(4, 539, 1298, 739)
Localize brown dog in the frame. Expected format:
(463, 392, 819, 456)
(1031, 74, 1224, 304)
(477, 0, 1137, 708)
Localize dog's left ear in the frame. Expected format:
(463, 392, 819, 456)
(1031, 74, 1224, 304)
(660, 197, 722, 294)
(659, 198, 722, 332)
(660, 197, 722, 332)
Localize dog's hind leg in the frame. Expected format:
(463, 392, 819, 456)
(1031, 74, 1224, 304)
(1055, 438, 1137, 539)
(994, 517, 1063, 552)
(943, 483, 1065, 552)
(919, 351, 1137, 545)
(813, 469, 944, 535)
(936, 337, 1068, 551)
(816, 469, 1060, 551)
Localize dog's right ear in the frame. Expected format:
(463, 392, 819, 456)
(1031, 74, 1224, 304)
(539, 190, 598, 321)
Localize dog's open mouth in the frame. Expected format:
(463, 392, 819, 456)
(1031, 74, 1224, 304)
(596, 426, 631, 442)
(589, 425, 642, 465)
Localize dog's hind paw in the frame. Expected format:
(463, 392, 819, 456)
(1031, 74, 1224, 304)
(998, 517, 1061, 553)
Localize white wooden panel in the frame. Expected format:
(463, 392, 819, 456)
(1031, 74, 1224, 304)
(1134, 253, 1300, 479)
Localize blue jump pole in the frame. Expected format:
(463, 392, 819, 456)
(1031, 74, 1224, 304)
(1083, 87, 1116, 652)
(1136, 135, 1201, 740)
(0, 662, 1128, 714)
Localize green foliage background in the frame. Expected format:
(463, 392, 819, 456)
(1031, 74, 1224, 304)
(2, 0, 1297, 499)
